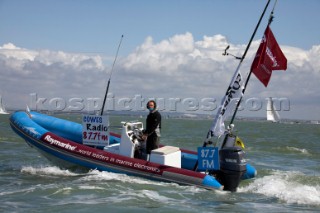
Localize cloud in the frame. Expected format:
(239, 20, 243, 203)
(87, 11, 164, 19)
(119, 33, 320, 120)
(0, 33, 319, 120)
(0, 43, 108, 110)
(0, 43, 104, 70)
(120, 33, 240, 98)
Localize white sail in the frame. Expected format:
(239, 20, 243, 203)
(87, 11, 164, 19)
(266, 97, 280, 122)
(0, 96, 9, 114)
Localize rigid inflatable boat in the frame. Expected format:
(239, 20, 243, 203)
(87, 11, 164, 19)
(10, 111, 256, 191)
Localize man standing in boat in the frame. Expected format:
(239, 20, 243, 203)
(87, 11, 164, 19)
(142, 100, 161, 155)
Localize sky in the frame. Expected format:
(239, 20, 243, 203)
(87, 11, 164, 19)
(0, 0, 319, 121)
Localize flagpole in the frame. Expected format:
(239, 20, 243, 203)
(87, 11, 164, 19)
(238, 0, 271, 64)
(193, 0, 271, 171)
(100, 35, 124, 116)
(211, 0, 271, 138)
(229, 0, 277, 125)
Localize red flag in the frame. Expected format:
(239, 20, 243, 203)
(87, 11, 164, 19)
(251, 26, 287, 87)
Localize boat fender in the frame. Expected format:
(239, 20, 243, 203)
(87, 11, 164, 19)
(241, 163, 257, 180)
(202, 175, 223, 190)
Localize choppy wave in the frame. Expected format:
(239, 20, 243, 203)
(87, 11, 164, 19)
(20, 166, 182, 188)
(16, 165, 210, 210)
(239, 170, 320, 206)
(2, 116, 320, 212)
(286, 146, 310, 155)
(81, 169, 169, 186)
(21, 166, 81, 177)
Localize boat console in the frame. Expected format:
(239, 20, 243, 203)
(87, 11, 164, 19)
(104, 121, 181, 168)
(118, 121, 145, 158)
(103, 121, 144, 156)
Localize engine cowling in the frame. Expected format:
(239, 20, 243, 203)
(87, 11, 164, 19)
(216, 147, 247, 192)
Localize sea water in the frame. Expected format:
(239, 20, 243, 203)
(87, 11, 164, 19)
(1, 113, 320, 212)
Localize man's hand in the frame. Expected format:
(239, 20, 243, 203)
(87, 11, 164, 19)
(142, 134, 148, 141)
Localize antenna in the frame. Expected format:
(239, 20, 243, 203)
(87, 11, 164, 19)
(100, 35, 124, 116)
(222, 45, 230, 56)
(222, 45, 242, 60)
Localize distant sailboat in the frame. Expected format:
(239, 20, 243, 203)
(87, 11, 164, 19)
(0, 96, 9, 114)
(266, 97, 280, 122)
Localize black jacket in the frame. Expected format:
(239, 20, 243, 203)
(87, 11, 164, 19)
(145, 110, 161, 136)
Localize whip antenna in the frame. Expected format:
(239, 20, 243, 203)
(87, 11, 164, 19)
(100, 35, 124, 116)
(222, 45, 242, 60)
(222, 45, 230, 56)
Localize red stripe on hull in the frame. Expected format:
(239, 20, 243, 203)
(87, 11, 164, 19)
(40, 132, 205, 179)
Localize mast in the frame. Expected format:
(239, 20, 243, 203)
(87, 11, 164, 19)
(228, 0, 278, 126)
(206, 0, 271, 142)
(194, 0, 272, 171)
(100, 35, 124, 116)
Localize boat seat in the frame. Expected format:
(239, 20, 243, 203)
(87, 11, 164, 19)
(151, 146, 180, 155)
(150, 146, 181, 168)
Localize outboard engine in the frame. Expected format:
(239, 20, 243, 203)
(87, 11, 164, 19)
(215, 146, 247, 192)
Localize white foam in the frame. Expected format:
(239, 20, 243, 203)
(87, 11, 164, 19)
(20, 166, 198, 192)
(286, 146, 310, 155)
(239, 170, 320, 206)
(0, 185, 38, 196)
(21, 166, 79, 177)
(140, 190, 173, 202)
(51, 187, 73, 195)
(81, 169, 176, 187)
(78, 185, 105, 190)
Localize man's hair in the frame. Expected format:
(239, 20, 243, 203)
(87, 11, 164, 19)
(146, 100, 157, 109)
